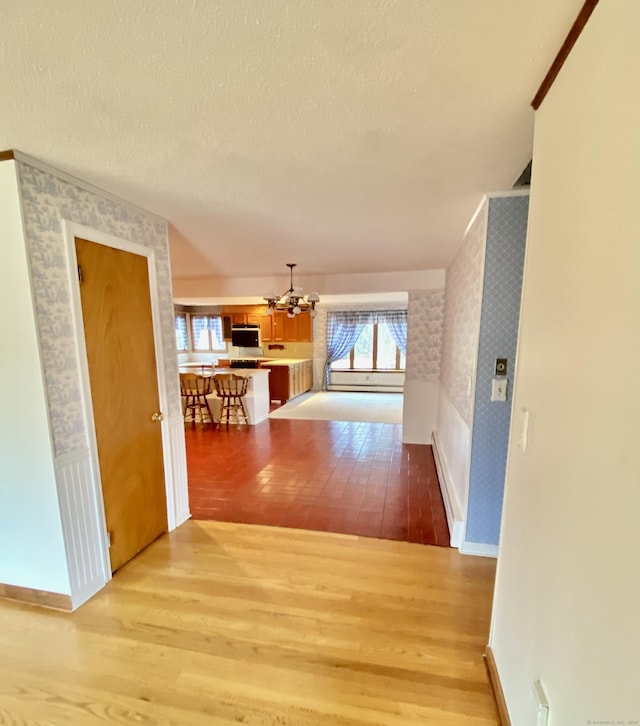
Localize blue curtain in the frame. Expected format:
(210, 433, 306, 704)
(323, 312, 366, 389)
(384, 310, 408, 354)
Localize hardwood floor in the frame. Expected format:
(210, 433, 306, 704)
(0, 521, 498, 724)
(187, 419, 451, 546)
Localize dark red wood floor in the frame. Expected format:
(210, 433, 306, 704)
(185, 418, 450, 547)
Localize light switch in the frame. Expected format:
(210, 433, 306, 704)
(491, 378, 507, 402)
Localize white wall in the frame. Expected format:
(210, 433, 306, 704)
(172, 268, 445, 302)
(489, 2, 640, 723)
(0, 161, 70, 594)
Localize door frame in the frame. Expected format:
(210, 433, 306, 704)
(62, 220, 177, 592)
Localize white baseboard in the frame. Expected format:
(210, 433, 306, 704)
(459, 541, 499, 558)
(431, 431, 465, 548)
(327, 385, 403, 393)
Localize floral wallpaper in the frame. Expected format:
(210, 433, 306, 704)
(439, 201, 488, 426)
(405, 289, 444, 383)
(17, 161, 180, 457)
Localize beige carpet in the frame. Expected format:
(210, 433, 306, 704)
(268, 391, 403, 424)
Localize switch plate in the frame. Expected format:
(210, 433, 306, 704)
(495, 358, 508, 376)
(491, 378, 507, 402)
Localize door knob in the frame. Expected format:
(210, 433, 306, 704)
(151, 412, 164, 422)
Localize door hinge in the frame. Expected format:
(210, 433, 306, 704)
(106, 530, 112, 548)
(78, 264, 83, 284)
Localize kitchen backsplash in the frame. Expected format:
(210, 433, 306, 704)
(262, 342, 314, 359)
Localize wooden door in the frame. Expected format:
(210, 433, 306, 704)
(75, 237, 167, 573)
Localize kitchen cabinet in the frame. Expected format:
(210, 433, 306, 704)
(291, 311, 312, 342)
(261, 359, 313, 403)
(260, 310, 312, 343)
(222, 306, 263, 340)
(230, 312, 261, 326)
(260, 313, 273, 342)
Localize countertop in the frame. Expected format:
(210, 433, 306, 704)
(179, 367, 269, 377)
(259, 358, 312, 367)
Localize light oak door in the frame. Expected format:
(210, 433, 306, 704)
(75, 237, 167, 573)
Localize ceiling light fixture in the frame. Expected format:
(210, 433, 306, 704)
(263, 263, 320, 318)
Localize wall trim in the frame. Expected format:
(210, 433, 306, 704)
(55, 448, 110, 610)
(531, 0, 600, 110)
(459, 541, 499, 558)
(0, 583, 73, 611)
(165, 413, 191, 529)
(484, 646, 511, 726)
(431, 431, 465, 547)
(328, 384, 403, 393)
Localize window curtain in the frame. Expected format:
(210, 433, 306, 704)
(323, 312, 367, 389)
(383, 310, 408, 354)
(323, 309, 408, 389)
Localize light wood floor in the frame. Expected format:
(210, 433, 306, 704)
(0, 521, 499, 725)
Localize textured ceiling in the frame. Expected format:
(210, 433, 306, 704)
(1, 1, 582, 282)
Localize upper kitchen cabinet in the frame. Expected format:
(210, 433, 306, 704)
(292, 311, 312, 342)
(258, 309, 313, 343)
(222, 306, 264, 340)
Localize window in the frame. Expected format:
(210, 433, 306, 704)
(174, 312, 226, 353)
(191, 314, 225, 352)
(331, 322, 405, 371)
(175, 313, 189, 352)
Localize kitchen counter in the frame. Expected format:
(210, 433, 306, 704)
(260, 359, 313, 402)
(208, 369, 270, 424)
(258, 358, 311, 367)
(180, 367, 270, 424)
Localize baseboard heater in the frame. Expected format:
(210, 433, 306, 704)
(431, 430, 465, 548)
(327, 384, 404, 393)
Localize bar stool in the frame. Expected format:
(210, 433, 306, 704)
(180, 373, 214, 426)
(213, 374, 249, 426)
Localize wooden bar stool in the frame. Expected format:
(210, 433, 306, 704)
(213, 374, 249, 426)
(180, 373, 214, 426)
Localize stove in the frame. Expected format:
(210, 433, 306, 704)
(230, 359, 261, 369)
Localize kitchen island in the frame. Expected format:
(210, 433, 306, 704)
(260, 359, 313, 403)
(207, 368, 271, 425)
(180, 367, 271, 425)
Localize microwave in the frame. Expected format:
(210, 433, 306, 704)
(231, 325, 260, 347)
